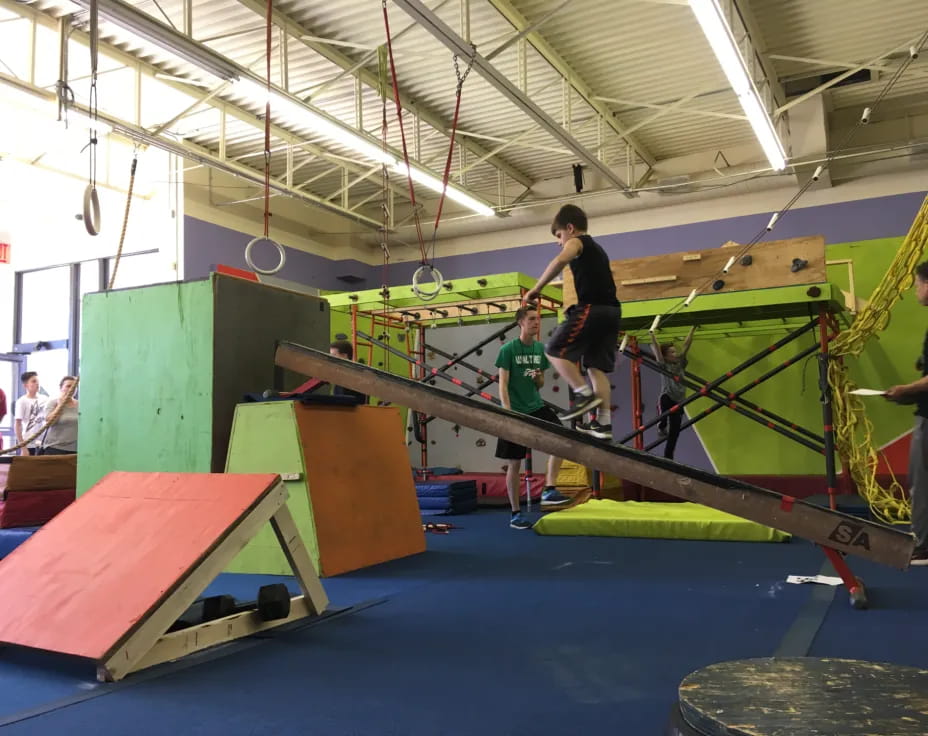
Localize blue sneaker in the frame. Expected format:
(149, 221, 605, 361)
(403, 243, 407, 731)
(510, 512, 533, 530)
(541, 488, 572, 508)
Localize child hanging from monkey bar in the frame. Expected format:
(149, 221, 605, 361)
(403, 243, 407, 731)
(650, 326, 697, 461)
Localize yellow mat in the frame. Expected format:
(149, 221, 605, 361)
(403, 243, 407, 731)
(533, 499, 790, 543)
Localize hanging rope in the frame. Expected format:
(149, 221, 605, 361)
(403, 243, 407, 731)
(82, 0, 102, 236)
(379, 43, 393, 373)
(107, 149, 139, 290)
(382, 0, 476, 301)
(244, 0, 286, 275)
(431, 48, 475, 252)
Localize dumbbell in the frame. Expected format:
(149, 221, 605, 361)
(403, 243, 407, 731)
(170, 583, 291, 631)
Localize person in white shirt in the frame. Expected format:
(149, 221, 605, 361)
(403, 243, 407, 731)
(14, 371, 46, 456)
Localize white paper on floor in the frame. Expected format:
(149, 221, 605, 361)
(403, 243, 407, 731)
(786, 574, 844, 586)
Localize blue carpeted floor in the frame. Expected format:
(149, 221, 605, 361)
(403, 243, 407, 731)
(0, 509, 921, 734)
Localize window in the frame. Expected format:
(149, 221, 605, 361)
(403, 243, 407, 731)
(106, 251, 172, 290)
(18, 266, 71, 343)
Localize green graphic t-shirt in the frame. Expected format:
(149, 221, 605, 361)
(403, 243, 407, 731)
(495, 338, 549, 414)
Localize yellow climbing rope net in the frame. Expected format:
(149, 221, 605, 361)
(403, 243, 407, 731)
(828, 194, 928, 524)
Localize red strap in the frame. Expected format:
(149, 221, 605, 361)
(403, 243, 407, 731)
(780, 495, 796, 512)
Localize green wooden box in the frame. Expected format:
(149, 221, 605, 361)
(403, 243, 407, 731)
(77, 273, 330, 494)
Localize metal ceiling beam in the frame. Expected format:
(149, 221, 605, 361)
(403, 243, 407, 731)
(0, 73, 384, 230)
(593, 95, 746, 122)
(233, 0, 534, 190)
(484, 0, 656, 170)
(392, 0, 635, 196)
(0, 0, 392, 229)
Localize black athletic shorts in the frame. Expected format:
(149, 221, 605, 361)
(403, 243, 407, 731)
(547, 303, 622, 373)
(495, 405, 562, 460)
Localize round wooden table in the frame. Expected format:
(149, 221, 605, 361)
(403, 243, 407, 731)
(668, 657, 928, 735)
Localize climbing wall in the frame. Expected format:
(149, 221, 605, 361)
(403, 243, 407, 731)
(406, 316, 576, 472)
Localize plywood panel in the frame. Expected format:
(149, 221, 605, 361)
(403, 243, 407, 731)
(562, 236, 827, 305)
(4, 454, 76, 492)
(78, 280, 215, 494)
(295, 405, 426, 576)
(0, 472, 279, 660)
(224, 402, 320, 575)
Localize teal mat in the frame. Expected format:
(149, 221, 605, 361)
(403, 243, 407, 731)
(533, 499, 790, 542)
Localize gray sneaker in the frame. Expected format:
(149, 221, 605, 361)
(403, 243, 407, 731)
(541, 488, 572, 507)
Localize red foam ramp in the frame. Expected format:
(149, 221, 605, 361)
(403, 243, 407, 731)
(0, 471, 278, 660)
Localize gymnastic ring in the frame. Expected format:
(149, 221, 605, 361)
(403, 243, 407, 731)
(244, 236, 286, 275)
(83, 184, 101, 236)
(412, 264, 443, 301)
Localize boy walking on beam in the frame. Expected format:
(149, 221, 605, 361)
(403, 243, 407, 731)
(524, 204, 622, 440)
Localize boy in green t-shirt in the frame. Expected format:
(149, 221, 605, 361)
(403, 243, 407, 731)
(495, 306, 571, 530)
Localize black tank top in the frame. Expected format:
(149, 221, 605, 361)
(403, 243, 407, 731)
(569, 234, 619, 306)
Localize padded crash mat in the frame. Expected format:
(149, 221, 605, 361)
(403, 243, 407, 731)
(0, 471, 280, 659)
(533, 499, 789, 542)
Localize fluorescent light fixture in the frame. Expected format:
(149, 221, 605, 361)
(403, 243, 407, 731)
(233, 78, 395, 166)
(689, 0, 786, 171)
(234, 79, 493, 216)
(69, 0, 239, 82)
(393, 162, 495, 217)
(63, 0, 495, 217)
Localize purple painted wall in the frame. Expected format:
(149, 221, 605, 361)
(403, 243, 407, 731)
(383, 190, 928, 284)
(185, 191, 925, 289)
(184, 216, 374, 291)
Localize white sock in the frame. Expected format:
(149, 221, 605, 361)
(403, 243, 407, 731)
(597, 408, 611, 423)
(575, 385, 592, 398)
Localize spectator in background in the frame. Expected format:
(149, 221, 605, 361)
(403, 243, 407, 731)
(40, 376, 79, 455)
(14, 371, 45, 455)
(329, 340, 367, 405)
(0, 385, 5, 451)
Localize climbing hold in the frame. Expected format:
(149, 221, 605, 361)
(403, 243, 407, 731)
(807, 286, 822, 297)
(476, 349, 483, 357)
(610, 405, 618, 412)
(475, 438, 486, 447)
(740, 255, 753, 266)
(791, 258, 808, 273)
(712, 279, 725, 291)
(552, 386, 560, 393)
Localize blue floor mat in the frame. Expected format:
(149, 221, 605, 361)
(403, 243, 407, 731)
(0, 510, 829, 735)
(0, 510, 923, 735)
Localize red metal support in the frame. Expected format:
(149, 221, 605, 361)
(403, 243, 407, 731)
(821, 546, 868, 609)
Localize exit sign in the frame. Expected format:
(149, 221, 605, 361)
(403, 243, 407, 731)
(0, 243, 9, 264)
